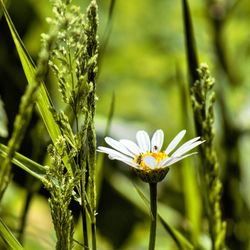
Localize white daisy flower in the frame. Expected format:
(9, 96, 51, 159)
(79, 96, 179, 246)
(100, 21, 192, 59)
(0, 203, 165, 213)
(97, 129, 204, 182)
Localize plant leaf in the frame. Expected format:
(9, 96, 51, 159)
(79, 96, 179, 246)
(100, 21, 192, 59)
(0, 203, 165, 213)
(182, 0, 199, 85)
(99, 0, 116, 64)
(0, 217, 24, 250)
(182, 160, 202, 245)
(0, 144, 45, 181)
(159, 215, 194, 250)
(0, 0, 73, 175)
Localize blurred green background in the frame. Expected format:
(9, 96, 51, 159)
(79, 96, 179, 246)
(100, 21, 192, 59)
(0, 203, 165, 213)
(1, 0, 250, 249)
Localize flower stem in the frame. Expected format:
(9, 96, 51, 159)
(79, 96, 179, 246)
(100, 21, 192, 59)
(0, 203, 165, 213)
(148, 182, 157, 250)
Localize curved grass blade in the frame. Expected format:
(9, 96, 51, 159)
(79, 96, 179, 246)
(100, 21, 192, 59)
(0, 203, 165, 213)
(0, 144, 45, 181)
(175, 67, 202, 245)
(98, 0, 116, 67)
(182, 0, 199, 85)
(0, 0, 73, 175)
(0, 217, 24, 250)
(159, 215, 194, 250)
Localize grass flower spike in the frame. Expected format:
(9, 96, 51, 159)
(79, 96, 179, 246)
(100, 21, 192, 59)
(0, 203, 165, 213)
(98, 129, 204, 183)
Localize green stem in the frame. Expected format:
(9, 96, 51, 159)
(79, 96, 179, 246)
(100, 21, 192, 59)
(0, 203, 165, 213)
(80, 177, 89, 250)
(148, 182, 157, 250)
(82, 206, 89, 250)
(91, 221, 97, 250)
(18, 190, 33, 243)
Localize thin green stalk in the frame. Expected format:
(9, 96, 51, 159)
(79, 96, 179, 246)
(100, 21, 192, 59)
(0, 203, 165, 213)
(80, 171, 89, 250)
(190, 64, 226, 250)
(149, 182, 157, 250)
(91, 221, 97, 250)
(82, 206, 89, 250)
(85, 2, 98, 249)
(18, 190, 33, 243)
(87, 123, 97, 250)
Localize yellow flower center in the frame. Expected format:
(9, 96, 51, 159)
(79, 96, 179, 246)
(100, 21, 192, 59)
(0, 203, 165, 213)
(134, 152, 168, 170)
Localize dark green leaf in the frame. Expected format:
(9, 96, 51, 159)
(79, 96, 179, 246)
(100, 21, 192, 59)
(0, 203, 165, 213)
(0, 144, 45, 181)
(0, 0, 74, 175)
(182, 0, 199, 85)
(0, 217, 24, 250)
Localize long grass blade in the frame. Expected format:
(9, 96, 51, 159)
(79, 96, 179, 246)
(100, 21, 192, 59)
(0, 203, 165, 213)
(98, 0, 116, 67)
(0, 144, 45, 181)
(175, 68, 202, 245)
(182, 0, 199, 85)
(159, 215, 194, 250)
(0, 218, 24, 250)
(0, 0, 58, 140)
(0, 0, 73, 174)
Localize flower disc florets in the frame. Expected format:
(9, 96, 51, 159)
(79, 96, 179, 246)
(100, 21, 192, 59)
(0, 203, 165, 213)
(97, 129, 204, 183)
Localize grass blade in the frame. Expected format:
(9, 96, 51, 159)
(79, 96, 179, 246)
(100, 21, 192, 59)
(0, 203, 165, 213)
(182, 0, 199, 84)
(0, 144, 45, 181)
(98, 0, 116, 67)
(0, 0, 73, 174)
(0, 217, 24, 250)
(0, 0, 58, 141)
(159, 215, 194, 250)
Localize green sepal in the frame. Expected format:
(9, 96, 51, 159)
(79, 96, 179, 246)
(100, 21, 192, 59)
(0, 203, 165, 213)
(133, 167, 170, 183)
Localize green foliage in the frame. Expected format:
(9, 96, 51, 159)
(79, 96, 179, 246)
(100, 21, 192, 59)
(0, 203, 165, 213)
(43, 138, 79, 250)
(0, 218, 24, 250)
(0, 0, 73, 175)
(191, 64, 226, 250)
(0, 143, 45, 180)
(1, 0, 99, 249)
(47, 0, 91, 111)
(42, 0, 99, 249)
(0, 0, 250, 249)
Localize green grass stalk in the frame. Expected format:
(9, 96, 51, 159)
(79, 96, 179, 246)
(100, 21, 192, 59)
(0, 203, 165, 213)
(190, 63, 226, 250)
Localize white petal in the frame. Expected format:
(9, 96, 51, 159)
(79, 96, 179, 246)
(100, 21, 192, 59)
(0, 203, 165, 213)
(166, 152, 197, 166)
(97, 146, 132, 162)
(172, 140, 204, 157)
(144, 156, 157, 169)
(105, 137, 135, 157)
(172, 136, 200, 154)
(120, 139, 141, 155)
(136, 130, 150, 153)
(108, 155, 138, 168)
(158, 157, 173, 167)
(151, 129, 164, 152)
(165, 130, 186, 155)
